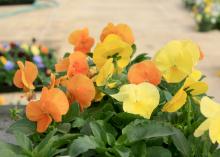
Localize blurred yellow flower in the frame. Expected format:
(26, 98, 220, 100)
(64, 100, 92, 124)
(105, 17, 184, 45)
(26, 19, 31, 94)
(93, 34, 132, 70)
(21, 43, 29, 52)
(154, 40, 200, 83)
(0, 56, 7, 65)
(31, 45, 40, 55)
(194, 97, 220, 144)
(111, 82, 160, 119)
(95, 58, 114, 86)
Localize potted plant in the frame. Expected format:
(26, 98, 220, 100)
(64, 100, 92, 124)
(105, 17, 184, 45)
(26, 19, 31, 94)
(0, 23, 219, 157)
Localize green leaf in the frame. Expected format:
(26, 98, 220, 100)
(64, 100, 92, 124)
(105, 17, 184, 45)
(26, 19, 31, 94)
(147, 146, 172, 157)
(90, 121, 107, 144)
(0, 140, 24, 157)
(14, 131, 32, 152)
(7, 119, 36, 136)
(212, 149, 220, 157)
(69, 135, 104, 157)
(121, 119, 175, 144)
(57, 123, 71, 133)
(112, 146, 131, 157)
(131, 141, 147, 157)
(63, 102, 80, 123)
(171, 128, 190, 157)
(111, 112, 143, 129)
(34, 129, 57, 154)
(72, 117, 86, 128)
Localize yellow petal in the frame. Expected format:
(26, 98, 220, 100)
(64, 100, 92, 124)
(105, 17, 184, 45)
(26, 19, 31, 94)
(200, 97, 220, 118)
(111, 84, 136, 103)
(112, 82, 160, 119)
(93, 34, 132, 70)
(154, 40, 200, 83)
(184, 69, 202, 87)
(162, 89, 187, 112)
(31, 45, 40, 55)
(194, 119, 210, 137)
(0, 56, 7, 65)
(187, 82, 208, 95)
(209, 115, 220, 144)
(96, 58, 114, 86)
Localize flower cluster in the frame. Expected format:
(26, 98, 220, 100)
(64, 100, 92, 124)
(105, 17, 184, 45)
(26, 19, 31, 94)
(3, 23, 220, 157)
(184, 0, 220, 31)
(0, 41, 56, 93)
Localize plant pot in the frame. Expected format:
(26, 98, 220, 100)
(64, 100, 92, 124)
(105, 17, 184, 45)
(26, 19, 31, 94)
(0, 0, 35, 5)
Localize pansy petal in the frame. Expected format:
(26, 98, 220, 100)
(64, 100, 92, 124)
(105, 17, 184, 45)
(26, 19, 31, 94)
(111, 84, 136, 103)
(96, 58, 114, 86)
(194, 119, 210, 137)
(55, 57, 70, 72)
(200, 97, 220, 118)
(22, 61, 38, 89)
(66, 74, 95, 109)
(187, 82, 208, 95)
(26, 100, 44, 121)
(128, 60, 161, 85)
(209, 115, 220, 144)
(41, 88, 69, 122)
(162, 89, 187, 112)
(37, 115, 52, 133)
(13, 70, 23, 88)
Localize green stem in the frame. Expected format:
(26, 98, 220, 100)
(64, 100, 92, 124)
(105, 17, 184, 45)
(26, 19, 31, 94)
(187, 96, 192, 133)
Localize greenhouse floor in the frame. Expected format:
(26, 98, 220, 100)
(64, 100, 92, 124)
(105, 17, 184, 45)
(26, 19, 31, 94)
(1, 0, 220, 141)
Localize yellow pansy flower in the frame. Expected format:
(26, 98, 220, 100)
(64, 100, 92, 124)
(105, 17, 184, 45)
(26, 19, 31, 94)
(0, 56, 7, 65)
(154, 40, 200, 83)
(194, 97, 220, 144)
(21, 43, 29, 52)
(31, 45, 40, 55)
(93, 34, 132, 70)
(111, 82, 160, 119)
(162, 70, 208, 112)
(95, 58, 114, 86)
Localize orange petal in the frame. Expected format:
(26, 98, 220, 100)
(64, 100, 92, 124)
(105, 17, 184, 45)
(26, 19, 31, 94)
(128, 60, 161, 85)
(48, 73, 56, 89)
(68, 28, 89, 45)
(41, 87, 69, 122)
(66, 74, 95, 109)
(37, 114, 52, 133)
(55, 57, 70, 73)
(13, 70, 23, 88)
(67, 51, 89, 77)
(24, 61, 38, 84)
(100, 23, 134, 44)
(26, 100, 44, 121)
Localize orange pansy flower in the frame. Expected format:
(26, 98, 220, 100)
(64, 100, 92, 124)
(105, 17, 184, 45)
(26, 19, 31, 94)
(128, 60, 161, 86)
(13, 61, 38, 92)
(68, 28, 94, 54)
(40, 45, 49, 55)
(55, 51, 89, 78)
(26, 87, 69, 133)
(48, 73, 68, 89)
(66, 74, 95, 110)
(100, 23, 134, 44)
